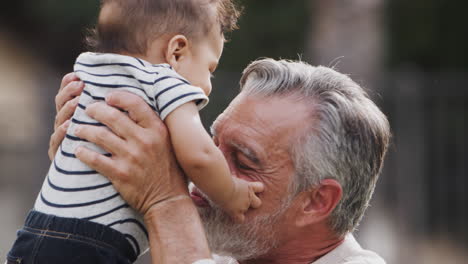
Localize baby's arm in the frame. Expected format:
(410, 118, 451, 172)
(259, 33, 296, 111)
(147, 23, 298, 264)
(165, 102, 263, 221)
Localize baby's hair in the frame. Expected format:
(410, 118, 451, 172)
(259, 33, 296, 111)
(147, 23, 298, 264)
(86, 0, 242, 54)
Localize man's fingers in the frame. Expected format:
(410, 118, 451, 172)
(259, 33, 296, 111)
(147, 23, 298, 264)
(55, 80, 84, 112)
(75, 125, 126, 156)
(85, 102, 142, 140)
(60, 73, 79, 92)
(48, 120, 70, 161)
(106, 91, 162, 129)
(54, 96, 79, 131)
(75, 146, 117, 181)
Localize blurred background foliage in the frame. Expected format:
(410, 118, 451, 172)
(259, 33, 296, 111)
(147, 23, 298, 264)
(388, 0, 468, 70)
(2, 0, 468, 71)
(0, 1, 466, 263)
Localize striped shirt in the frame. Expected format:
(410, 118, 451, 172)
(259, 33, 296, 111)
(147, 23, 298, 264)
(34, 52, 209, 256)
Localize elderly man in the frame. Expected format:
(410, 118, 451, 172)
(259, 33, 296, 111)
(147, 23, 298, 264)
(49, 58, 390, 263)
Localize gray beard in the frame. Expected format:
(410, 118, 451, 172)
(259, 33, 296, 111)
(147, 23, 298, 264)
(196, 195, 290, 261)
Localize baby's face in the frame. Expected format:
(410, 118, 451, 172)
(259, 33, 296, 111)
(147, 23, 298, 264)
(176, 26, 224, 95)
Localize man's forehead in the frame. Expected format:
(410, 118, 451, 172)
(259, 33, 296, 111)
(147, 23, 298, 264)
(211, 94, 311, 150)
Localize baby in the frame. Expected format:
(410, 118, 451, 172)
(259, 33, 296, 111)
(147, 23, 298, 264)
(33, 0, 262, 257)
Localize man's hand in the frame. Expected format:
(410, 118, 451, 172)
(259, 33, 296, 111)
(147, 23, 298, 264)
(51, 74, 212, 263)
(49, 73, 84, 160)
(74, 91, 189, 216)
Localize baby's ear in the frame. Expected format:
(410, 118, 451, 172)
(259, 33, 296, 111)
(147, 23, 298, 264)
(165, 35, 189, 69)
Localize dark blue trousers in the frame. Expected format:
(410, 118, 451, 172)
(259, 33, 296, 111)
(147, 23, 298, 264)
(6, 211, 137, 264)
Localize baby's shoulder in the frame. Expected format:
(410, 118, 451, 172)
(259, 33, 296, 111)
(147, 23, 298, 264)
(150, 64, 185, 79)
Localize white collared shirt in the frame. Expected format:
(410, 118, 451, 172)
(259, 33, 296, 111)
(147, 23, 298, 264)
(312, 235, 386, 264)
(200, 234, 385, 264)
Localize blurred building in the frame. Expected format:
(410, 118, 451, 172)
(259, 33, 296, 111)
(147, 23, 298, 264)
(0, 28, 58, 256)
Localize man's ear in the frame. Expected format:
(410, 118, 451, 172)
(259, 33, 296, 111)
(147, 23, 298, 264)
(295, 179, 342, 227)
(165, 35, 189, 70)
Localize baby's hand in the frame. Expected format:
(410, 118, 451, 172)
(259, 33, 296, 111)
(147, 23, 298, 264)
(223, 178, 264, 222)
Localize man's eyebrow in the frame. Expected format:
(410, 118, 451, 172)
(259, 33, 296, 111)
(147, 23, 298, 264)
(230, 141, 260, 165)
(210, 120, 260, 164)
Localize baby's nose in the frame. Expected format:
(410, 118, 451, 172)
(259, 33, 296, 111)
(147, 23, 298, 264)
(204, 82, 212, 96)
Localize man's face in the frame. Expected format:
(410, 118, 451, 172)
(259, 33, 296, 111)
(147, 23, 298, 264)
(191, 93, 312, 260)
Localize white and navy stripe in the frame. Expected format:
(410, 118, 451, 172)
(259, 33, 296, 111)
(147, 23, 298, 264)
(34, 52, 208, 256)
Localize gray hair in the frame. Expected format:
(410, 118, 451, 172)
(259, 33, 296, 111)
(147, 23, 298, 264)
(239, 58, 390, 236)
